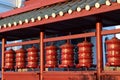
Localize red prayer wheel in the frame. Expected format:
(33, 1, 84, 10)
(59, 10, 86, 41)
(16, 58, 25, 62)
(45, 45, 57, 68)
(5, 58, 13, 63)
(106, 37, 120, 66)
(27, 61, 38, 68)
(59, 41, 74, 68)
(76, 40, 93, 68)
(4, 49, 15, 69)
(15, 48, 26, 68)
(27, 46, 38, 68)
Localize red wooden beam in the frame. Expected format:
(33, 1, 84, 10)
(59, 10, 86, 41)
(43, 71, 96, 75)
(5, 27, 120, 47)
(0, 3, 120, 33)
(44, 28, 120, 42)
(43, 71, 96, 80)
(101, 28, 120, 35)
(4, 72, 40, 80)
(5, 32, 95, 47)
(4, 71, 96, 80)
(0, 0, 66, 18)
(4, 27, 120, 47)
(5, 39, 39, 47)
(44, 32, 95, 42)
(101, 71, 120, 76)
(24, 0, 39, 5)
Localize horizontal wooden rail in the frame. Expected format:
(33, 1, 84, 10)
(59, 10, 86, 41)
(102, 28, 120, 35)
(5, 28, 120, 47)
(5, 32, 95, 47)
(5, 40, 39, 47)
(44, 32, 95, 42)
(101, 71, 120, 76)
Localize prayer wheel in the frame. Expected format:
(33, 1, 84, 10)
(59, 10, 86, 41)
(59, 41, 74, 68)
(76, 40, 93, 68)
(45, 45, 57, 68)
(15, 48, 26, 68)
(4, 49, 15, 69)
(106, 37, 120, 66)
(27, 46, 38, 68)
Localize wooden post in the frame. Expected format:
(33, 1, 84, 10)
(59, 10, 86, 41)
(40, 31, 44, 80)
(2, 38, 6, 80)
(96, 18, 103, 80)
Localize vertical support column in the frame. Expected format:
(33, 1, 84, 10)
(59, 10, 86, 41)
(40, 31, 44, 80)
(2, 38, 6, 80)
(96, 19, 103, 80)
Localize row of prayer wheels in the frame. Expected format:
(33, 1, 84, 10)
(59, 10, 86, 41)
(45, 36, 120, 68)
(106, 37, 120, 66)
(4, 40, 93, 69)
(5, 36, 120, 69)
(4, 46, 38, 69)
(45, 40, 93, 68)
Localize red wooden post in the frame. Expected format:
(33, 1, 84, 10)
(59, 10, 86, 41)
(96, 19, 103, 80)
(40, 31, 44, 80)
(2, 38, 6, 80)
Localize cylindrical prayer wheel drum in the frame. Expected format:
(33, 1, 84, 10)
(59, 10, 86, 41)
(15, 48, 26, 68)
(27, 46, 38, 68)
(59, 41, 74, 68)
(76, 40, 93, 68)
(45, 45, 57, 68)
(4, 49, 15, 69)
(106, 37, 120, 66)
